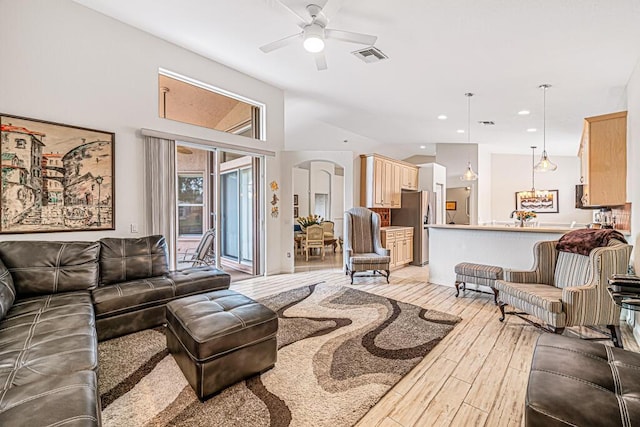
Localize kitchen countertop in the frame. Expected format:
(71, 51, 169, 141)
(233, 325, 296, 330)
(380, 226, 413, 230)
(426, 224, 631, 235)
(426, 224, 578, 233)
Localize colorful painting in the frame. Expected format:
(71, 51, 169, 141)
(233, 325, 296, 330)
(1, 114, 115, 233)
(515, 190, 559, 213)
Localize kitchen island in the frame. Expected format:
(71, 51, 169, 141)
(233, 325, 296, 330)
(427, 224, 575, 289)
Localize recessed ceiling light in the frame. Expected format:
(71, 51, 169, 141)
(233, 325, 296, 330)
(420, 145, 426, 149)
(527, 128, 537, 132)
(457, 129, 465, 133)
(437, 115, 447, 120)
(518, 110, 530, 115)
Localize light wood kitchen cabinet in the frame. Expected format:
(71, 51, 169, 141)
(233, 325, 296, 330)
(578, 111, 627, 207)
(401, 165, 418, 190)
(380, 227, 414, 270)
(360, 154, 419, 208)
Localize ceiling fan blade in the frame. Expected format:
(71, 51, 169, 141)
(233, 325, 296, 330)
(259, 33, 301, 53)
(318, 0, 346, 21)
(325, 28, 377, 45)
(264, 0, 311, 27)
(314, 53, 328, 71)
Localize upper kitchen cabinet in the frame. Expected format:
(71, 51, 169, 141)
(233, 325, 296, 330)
(360, 154, 419, 208)
(578, 111, 627, 207)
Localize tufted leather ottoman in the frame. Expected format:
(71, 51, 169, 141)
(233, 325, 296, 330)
(526, 334, 640, 426)
(165, 289, 278, 400)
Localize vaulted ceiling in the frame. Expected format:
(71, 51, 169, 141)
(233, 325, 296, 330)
(74, 0, 640, 156)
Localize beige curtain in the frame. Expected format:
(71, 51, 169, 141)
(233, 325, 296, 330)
(143, 136, 177, 266)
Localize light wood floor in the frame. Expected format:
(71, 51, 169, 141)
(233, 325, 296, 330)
(230, 265, 636, 427)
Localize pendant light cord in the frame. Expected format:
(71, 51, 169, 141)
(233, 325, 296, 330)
(542, 86, 546, 154)
(465, 93, 473, 161)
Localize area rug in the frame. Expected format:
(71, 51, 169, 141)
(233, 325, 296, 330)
(98, 283, 460, 426)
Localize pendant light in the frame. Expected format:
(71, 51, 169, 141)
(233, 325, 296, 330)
(534, 84, 558, 172)
(460, 92, 478, 181)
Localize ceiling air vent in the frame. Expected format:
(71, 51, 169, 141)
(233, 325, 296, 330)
(478, 121, 495, 126)
(352, 47, 388, 63)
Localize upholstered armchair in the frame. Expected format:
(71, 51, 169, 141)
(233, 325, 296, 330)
(495, 239, 632, 345)
(344, 207, 391, 284)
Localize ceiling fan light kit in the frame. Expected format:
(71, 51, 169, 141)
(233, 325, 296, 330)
(534, 84, 558, 172)
(303, 23, 325, 53)
(261, 1, 378, 70)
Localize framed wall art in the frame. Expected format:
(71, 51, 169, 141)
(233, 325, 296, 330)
(445, 201, 457, 211)
(293, 194, 298, 206)
(515, 190, 559, 213)
(1, 114, 115, 233)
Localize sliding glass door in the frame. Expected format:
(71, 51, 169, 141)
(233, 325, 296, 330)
(219, 155, 256, 273)
(175, 144, 262, 276)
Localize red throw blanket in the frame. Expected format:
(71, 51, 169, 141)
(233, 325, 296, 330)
(556, 229, 627, 256)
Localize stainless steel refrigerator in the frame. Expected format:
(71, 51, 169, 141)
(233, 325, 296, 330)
(391, 191, 435, 265)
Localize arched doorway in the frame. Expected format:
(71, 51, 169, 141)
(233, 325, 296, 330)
(292, 160, 345, 271)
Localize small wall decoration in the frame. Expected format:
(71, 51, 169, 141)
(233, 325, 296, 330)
(445, 201, 457, 211)
(269, 180, 279, 218)
(1, 114, 115, 234)
(294, 207, 299, 218)
(515, 190, 559, 213)
(293, 194, 298, 206)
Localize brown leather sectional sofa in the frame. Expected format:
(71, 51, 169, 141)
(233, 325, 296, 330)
(0, 235, 230, 426)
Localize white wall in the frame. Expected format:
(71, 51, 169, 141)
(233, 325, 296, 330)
(628, 60, 640, 242)
(331, 175, 345, 238)
(477, 145, 493, 223)
(490, 153, 592, 224)
(0, 0, 286, 274)
(293, 168, 309, 218)
(436, 143, 479, 224)
(624, 58, 640, 342)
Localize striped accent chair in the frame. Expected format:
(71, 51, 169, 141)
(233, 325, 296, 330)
(495, 238, 632, 345)
(344, 207, 391, 284)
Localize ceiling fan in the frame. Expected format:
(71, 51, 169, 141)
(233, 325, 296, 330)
(260, 2, 378, 70)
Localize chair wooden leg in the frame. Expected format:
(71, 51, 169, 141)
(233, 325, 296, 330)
(386, 270, 390, 284)
(492, 288, 499, 305)
(498, 302, 507, 322)
(608, 324, 623, 348)
(455, 281, 463, 297)
(350, 271, 355, 284)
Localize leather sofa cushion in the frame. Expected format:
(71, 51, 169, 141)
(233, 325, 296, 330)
(526, 334, 640, 426)
(168, 266, 230, 296)
(0, 370, 100, 426)
(99, 235, 169, 286)
(0, 258, 15, 321)
(92, 266, 231, 319)
(92, 276, 175, 318)
(0, 292, 97, 390)
(0, 241, 100, 296)
(166, 290, 278, 361)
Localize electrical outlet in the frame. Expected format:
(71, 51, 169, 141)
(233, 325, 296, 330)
(287, 252, 291, 258)
(130, 223, 139, 234)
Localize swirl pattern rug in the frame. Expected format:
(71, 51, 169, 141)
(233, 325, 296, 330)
(98, 283, 460, 426)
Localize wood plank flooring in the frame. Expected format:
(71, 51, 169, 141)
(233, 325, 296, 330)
(230, 265, 636, 427)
